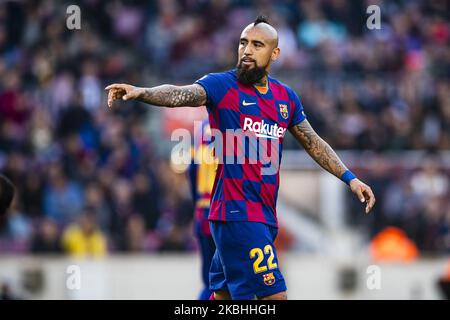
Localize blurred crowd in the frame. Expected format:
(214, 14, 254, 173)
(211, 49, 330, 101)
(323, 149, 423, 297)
(349, 154, 450, 254)
(0, 0, 448, 255)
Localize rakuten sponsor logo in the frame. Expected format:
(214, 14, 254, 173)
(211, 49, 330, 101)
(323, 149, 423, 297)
(242, 117, 286, 139)
(170, 120, 280, 175)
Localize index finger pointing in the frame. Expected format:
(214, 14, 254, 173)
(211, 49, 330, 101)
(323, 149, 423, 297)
(105, 84, 121, 90)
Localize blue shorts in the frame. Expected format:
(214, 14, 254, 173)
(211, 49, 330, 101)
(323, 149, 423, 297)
(209, 221, 287, 300)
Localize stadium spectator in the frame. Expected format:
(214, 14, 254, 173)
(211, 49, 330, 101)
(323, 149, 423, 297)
(61, 207, 107, 258)
(30, 218, 62, 254)
(0, 0, 448, 254)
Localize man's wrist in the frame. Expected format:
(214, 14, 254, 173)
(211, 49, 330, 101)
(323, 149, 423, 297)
(341, 170, 357, 185)
(136, 87, 144, 98)
(134, 87, 146, 101)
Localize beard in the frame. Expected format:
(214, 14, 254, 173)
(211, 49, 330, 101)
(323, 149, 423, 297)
(236, 60, 268, 86)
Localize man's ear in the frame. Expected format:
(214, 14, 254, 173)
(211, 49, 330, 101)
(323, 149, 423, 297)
(271, 47, 280, 62)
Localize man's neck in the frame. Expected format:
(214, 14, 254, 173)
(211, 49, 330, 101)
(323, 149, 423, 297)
(254, 75, 268, 88)
(254, 75, 269, 94)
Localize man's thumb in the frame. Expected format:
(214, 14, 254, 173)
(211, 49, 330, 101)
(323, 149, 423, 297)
(123, 89, 137, 101)
(123, 93, 134, 100)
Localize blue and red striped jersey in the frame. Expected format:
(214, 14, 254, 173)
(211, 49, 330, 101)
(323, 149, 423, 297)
(195, 69, 306, 228)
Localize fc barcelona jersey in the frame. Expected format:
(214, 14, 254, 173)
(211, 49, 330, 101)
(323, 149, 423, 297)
(195, 69, 306, 228)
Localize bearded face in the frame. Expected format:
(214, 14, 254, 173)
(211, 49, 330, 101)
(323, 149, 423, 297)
(236, 58, 269, 86)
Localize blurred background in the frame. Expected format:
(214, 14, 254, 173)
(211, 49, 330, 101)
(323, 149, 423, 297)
(0, 0, 449, 299)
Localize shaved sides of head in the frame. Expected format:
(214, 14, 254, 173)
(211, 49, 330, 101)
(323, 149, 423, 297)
(237, 15, 281, 84)
(244, 15, 278, 48)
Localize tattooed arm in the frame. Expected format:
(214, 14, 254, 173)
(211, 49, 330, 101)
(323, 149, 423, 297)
(289, 120, 347, 179)
(105, 83, 207, 108)
(289, 120, 376, 213)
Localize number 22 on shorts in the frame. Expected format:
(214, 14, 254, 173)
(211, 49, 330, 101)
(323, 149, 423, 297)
(249, 245, 278, 274)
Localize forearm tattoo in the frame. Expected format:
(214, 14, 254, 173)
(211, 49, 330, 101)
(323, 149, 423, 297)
(138, 84, 206, 107)
(289, 120, 347, 178)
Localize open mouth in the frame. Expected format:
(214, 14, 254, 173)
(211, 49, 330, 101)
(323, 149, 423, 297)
(241, 59, 255, 66)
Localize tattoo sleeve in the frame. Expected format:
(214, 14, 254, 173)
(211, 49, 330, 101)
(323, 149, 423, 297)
(138, 84, 207, 107)
(289, 120, 348, 179)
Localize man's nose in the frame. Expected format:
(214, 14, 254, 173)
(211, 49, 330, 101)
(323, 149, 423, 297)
(243, 45, 253, 56)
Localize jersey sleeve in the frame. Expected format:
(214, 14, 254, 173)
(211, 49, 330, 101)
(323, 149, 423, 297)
(288, 90, 307, 128)
(194, 73, 227, 110)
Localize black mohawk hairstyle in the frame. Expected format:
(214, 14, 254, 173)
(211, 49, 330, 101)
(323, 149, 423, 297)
(254, 15, 270, 26)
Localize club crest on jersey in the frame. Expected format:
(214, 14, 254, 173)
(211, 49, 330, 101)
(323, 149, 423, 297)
(263, 272, 276, 286)
(279, 104, 289, 119)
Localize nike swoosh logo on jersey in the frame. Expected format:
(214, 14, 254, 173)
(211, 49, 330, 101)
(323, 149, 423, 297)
(242, 100, 256, 106)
